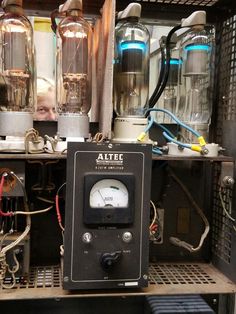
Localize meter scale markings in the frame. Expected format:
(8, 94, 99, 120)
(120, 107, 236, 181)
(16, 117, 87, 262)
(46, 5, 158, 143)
(89, 179, 129, 208)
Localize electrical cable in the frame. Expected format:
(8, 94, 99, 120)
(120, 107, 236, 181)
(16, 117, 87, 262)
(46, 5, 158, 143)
(92, 133, 105, 143)
(168, 167, 210, 252)
(153, 121, 176, 139)
(147, 43, 165, 110)
(1, 172, 31, 255)
(146, 108, 201, 137)
(1, 250, 19, 289)
(148, 24, 182, 110)
(144, 108, 208, 154)
(163, 131, 191, 149)
(0, 175, 13, 217)
(219, 186, 236, 232)
(152, 147, 163, 155)
(0, 171, 31, 288)
(36, 196, 55, 204)
(144, 115, 154, 133)
(0, 233, 10, 251)
(14, 205, 53, 216)
(50, 9, 61, 33)
(150, 200, 157, 231)
(44, 135, 57, 152)
(55, 182, 66, 232)
(24, 128, 44, 154)
(219, 187, 235, 222)
(0, 172, 53, 217)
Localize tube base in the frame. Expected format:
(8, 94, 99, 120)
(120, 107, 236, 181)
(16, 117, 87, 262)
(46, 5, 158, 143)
(167, 142, 220, 157)
(0, 112, 33, 137)
(113, 117, 150, 143)
(58, 114, 89, 139)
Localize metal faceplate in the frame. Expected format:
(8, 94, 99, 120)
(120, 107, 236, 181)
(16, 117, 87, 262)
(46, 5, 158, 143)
(63, 142, 152, 290)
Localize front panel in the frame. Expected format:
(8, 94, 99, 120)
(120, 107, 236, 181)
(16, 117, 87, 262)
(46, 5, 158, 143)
(63, 142, 152, 289)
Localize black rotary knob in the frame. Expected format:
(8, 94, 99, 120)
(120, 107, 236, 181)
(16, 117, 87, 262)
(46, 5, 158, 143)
(100, 251, 122, 271)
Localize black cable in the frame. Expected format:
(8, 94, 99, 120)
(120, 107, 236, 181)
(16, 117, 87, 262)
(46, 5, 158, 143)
(147, 24, 182, 113)
(146, 44, 165, 111)
(51, 9, 60, 34)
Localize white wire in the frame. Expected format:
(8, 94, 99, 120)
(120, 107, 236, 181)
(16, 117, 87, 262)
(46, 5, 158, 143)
(1, 172, 31, 255)
(36, 196, 55, 204)
(150, 200, 157, 230)
(168, 167, 210, 252)
(1, 251, 19, 289)
(219, 187, 235, 222)
(14, 205, 53, 216)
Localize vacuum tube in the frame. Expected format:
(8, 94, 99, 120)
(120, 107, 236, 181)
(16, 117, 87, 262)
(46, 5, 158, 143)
(55, 0, 92, 139)
(180, 27, 214, 142)
(0, 0, 35, 137)
(113, 3, 150, 142)
(157, 35, 181, 123)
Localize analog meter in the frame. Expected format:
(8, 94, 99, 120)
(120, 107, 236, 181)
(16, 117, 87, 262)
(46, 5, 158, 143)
(89, 179, 129, 208)
(84, 174, 134, 225)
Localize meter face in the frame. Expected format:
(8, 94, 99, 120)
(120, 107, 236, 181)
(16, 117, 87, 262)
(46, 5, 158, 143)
(89, 179, 129, 208)
(84, 174, 134, 225)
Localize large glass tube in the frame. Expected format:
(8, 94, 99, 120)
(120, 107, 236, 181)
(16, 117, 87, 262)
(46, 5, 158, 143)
(56, 10, 92, 138)
(158, 49, 181, 123)
(0, 10, 35, 136)
(180, 28, 214, 142)
(113, 21, 150, 117)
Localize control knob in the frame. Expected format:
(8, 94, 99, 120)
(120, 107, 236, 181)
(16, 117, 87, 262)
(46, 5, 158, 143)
(100, 251, 122, 271)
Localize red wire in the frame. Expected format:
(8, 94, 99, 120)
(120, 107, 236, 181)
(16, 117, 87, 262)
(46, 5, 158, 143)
(55, 194, 62, 224)
(0, 175, 13, 217)
(0, 175, 4, 197)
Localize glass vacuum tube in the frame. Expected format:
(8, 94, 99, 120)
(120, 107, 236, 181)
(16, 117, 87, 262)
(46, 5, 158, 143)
(180, 28, 214, 142)
(56, 4, 92, 138)
(113, 20, 150, 117)
(158, 47, 181, 123)
(0, 1, 35, 137)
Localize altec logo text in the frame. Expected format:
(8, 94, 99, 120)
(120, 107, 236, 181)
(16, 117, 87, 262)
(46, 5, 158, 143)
(96, 153, 124, 162)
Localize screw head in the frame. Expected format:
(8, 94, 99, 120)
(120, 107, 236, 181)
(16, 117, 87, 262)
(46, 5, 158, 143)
(63, 276, 69, 282)
(223, 176, 234, 187)
(122, 232, 133, 243)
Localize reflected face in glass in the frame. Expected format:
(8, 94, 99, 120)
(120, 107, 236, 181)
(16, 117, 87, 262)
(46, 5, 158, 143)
(34, 92, 56, 121)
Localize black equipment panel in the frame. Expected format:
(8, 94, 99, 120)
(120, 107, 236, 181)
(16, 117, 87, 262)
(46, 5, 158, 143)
(63, 142, 152, 290)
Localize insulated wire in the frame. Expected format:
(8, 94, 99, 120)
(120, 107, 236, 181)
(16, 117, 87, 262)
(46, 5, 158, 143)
(219, 186, 236, 232)
(55, 182, 66, 232)
(148, 24, 182, 110)
(145, 108, 201, 138)
(1, 172, 31, 255)
(0, 173, 53, 217)
(153, 121, 176, 139)
(148, 44, 165, 109)
(168, 167, 210, 252)
(150, 200, 157, 231)
(219, 187, 235, 222)
(1, 251, 19, 289)
(14, 205, 53, 216)
(163, 131, 191, 149)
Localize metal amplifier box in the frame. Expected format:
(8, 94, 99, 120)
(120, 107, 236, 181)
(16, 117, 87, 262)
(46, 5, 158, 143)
(63, 142, 152, 290)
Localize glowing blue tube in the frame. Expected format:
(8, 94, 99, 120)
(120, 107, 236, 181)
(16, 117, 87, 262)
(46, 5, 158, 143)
(185, 44, 210, 51)
(164, 59, 182, 65)
(120, 41, 146, 51)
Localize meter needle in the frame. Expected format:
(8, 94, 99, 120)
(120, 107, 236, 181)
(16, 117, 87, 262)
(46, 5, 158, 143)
(98, 190, 106, 206)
